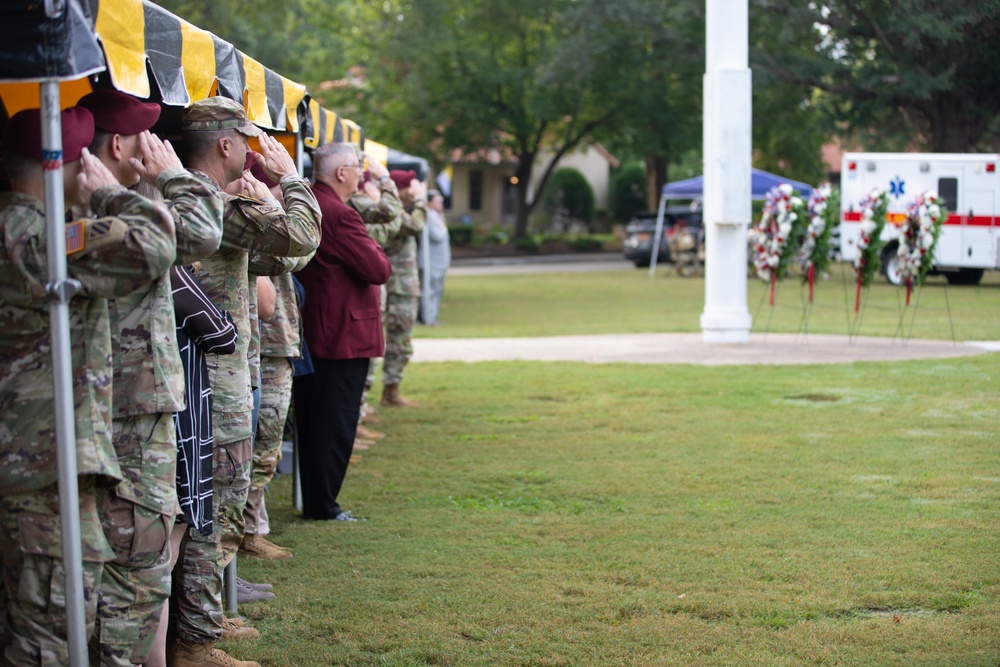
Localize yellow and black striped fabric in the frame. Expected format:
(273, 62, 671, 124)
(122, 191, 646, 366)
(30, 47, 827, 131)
(1, 0, 380, 162)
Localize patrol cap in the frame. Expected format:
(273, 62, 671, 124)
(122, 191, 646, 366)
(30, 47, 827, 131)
(2, 107, 95, 163)
(390, 169, 417, 190)
(181, 97, 261, 137)
(77, 90, 161, 135)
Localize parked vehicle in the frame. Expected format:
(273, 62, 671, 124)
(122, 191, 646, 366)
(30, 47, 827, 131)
(622, 206, 703, 267)
(840, 152, 1000, 285)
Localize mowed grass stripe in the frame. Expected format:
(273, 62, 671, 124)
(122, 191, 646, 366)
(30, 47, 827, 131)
(235, 356, 1000, 666)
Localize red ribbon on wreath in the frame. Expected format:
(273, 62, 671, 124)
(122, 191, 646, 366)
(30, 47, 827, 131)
(855, 272, 863, 313)
(905, 277, 912, 306)
(807, 265, 815, 304)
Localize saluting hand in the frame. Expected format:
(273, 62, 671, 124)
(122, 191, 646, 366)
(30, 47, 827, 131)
(253, 133, 297, 182)
(242, 170, 274, 201)
(362, 180, 382, 203)
(131, 131, 183, 185)
(77, 148, 120, 201)
(365, 154, 389, 181)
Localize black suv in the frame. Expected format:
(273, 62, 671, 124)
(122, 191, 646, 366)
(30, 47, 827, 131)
(622, 206, 703, 267)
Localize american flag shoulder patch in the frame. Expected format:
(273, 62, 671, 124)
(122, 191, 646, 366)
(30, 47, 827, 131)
(66, 219, 85, 255)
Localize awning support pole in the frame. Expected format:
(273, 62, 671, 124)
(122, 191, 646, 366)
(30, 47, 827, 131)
(40, 79, 88, 667)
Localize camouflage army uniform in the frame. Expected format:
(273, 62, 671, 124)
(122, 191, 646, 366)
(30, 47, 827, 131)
(172, 171, 320, 646)
(383, 201, 427, 386)
(0, 186, 176, 666)
(93, 170, 223, 666)
(244, 265, 307, 536)
(348, 180, 402, 419)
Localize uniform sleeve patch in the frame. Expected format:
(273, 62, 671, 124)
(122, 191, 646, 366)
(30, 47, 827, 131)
(65, 219, 85, 255)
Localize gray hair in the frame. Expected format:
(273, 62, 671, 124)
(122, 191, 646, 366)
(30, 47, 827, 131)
(313, 142, 358, 179)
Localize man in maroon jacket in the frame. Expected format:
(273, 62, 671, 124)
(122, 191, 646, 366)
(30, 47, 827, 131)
(295, 143, 392, 520)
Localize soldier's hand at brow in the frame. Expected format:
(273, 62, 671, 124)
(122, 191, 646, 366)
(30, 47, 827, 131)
(77, 148, 120, 200)
(366, 155, 388, 181)
(131, 131, 183, 184)
(242, 170, 273, 201)
(362, 180, 382, 203)
(224, 176, 248, 197)
(254, 133, 297, 182)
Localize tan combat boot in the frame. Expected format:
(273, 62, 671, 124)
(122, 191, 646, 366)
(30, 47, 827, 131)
(352, 438, 374, 451)
(238, 533, 292, 560)
(356, 424, 385, 440)
(171, 639, 261, 667)
(221, 617, 260, 640)
(381, 383, 419, 408)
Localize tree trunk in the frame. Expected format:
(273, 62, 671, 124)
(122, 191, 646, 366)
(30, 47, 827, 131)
(645, 154, 668, 212)
(513, 160, 534, 240)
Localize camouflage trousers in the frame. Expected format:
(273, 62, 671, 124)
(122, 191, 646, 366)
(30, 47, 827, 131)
(0, 479, 111, 666)
(172, 435, 251, 644)
(383, 293, 419, 386)
(92, 413, 177, 667)
(245, 357, 293, 536)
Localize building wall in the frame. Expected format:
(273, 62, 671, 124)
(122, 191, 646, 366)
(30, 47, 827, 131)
(444, 144, 612, 229)
(530, 145, 613, 210)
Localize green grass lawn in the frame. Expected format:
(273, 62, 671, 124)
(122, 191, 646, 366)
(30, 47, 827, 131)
(234, 356, 1000, 666)
(416, 263, 1000, 340)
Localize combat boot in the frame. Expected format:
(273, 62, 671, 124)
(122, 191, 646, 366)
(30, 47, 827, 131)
(381, 383, 419, 408)
(171, 639, 261, 667)
(353, 438, 373, 451)
(239, 533, 292, 560)
(221, 617, 260, 640)
(356, 424, 385, 440)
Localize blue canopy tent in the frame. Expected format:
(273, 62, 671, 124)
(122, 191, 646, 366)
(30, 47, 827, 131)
(647, 168, 814, 277)
(661, 168, 813, 200)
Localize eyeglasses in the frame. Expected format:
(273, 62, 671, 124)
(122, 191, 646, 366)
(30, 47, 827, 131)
(342, 162, 363, 172)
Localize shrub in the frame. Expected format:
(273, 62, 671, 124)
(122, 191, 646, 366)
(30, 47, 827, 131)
(514, 235, 540, 252)
(448, 225, 473, 247)
(543, 168, 595, 224)
(610, 162, 647, 222)
(568, 235, 604, 252)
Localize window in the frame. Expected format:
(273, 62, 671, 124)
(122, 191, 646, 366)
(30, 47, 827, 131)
(469, 170, 483, 211)
(937, 177, 958, 212)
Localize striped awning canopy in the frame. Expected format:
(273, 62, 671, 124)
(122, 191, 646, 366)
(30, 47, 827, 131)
(0, 0, 356, 140)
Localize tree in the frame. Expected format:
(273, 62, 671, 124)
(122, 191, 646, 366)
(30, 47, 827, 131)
(335, 0, 675, 239)
(753, 0, 1000, 152)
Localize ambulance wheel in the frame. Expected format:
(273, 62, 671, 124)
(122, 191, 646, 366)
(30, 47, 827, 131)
(881, 244, 902, 286)
(945, 269, 984, 285)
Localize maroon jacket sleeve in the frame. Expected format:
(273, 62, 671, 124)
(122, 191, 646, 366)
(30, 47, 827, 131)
(333, 208, 392, 285)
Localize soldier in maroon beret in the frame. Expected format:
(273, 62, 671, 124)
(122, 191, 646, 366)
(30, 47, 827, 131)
(75, 90, 230, 667)
(77, 89, 162, 187)
(0, 106, 177, 666)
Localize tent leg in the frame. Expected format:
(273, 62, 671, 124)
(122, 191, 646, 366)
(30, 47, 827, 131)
(40, 79, 88, 667)
(648, 195, 668, 278)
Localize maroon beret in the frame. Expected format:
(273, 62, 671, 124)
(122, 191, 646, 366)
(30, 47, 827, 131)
(77, 90, 161, 135)
(390, 169, 417, 191)
(2, 107, 95, 163)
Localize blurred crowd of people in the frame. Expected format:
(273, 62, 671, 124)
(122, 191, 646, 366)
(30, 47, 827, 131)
(0, 90, 442, 667)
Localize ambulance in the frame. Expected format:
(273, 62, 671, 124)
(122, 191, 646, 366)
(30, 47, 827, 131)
(840, 152, 999, 285)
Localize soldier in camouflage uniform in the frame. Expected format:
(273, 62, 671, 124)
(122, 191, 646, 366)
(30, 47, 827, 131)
(0, 108, 177, 666)
(76, 90, 226, 667)
(382, 170, 427, 407)
(347, 154, 402, 432)
(170, 97, 321, 667)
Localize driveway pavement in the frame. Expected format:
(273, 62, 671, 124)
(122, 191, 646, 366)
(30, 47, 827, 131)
(413, 332, 999, 366)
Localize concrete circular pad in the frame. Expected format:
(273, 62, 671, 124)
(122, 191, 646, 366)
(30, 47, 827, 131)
(413, 333, 999, 366)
